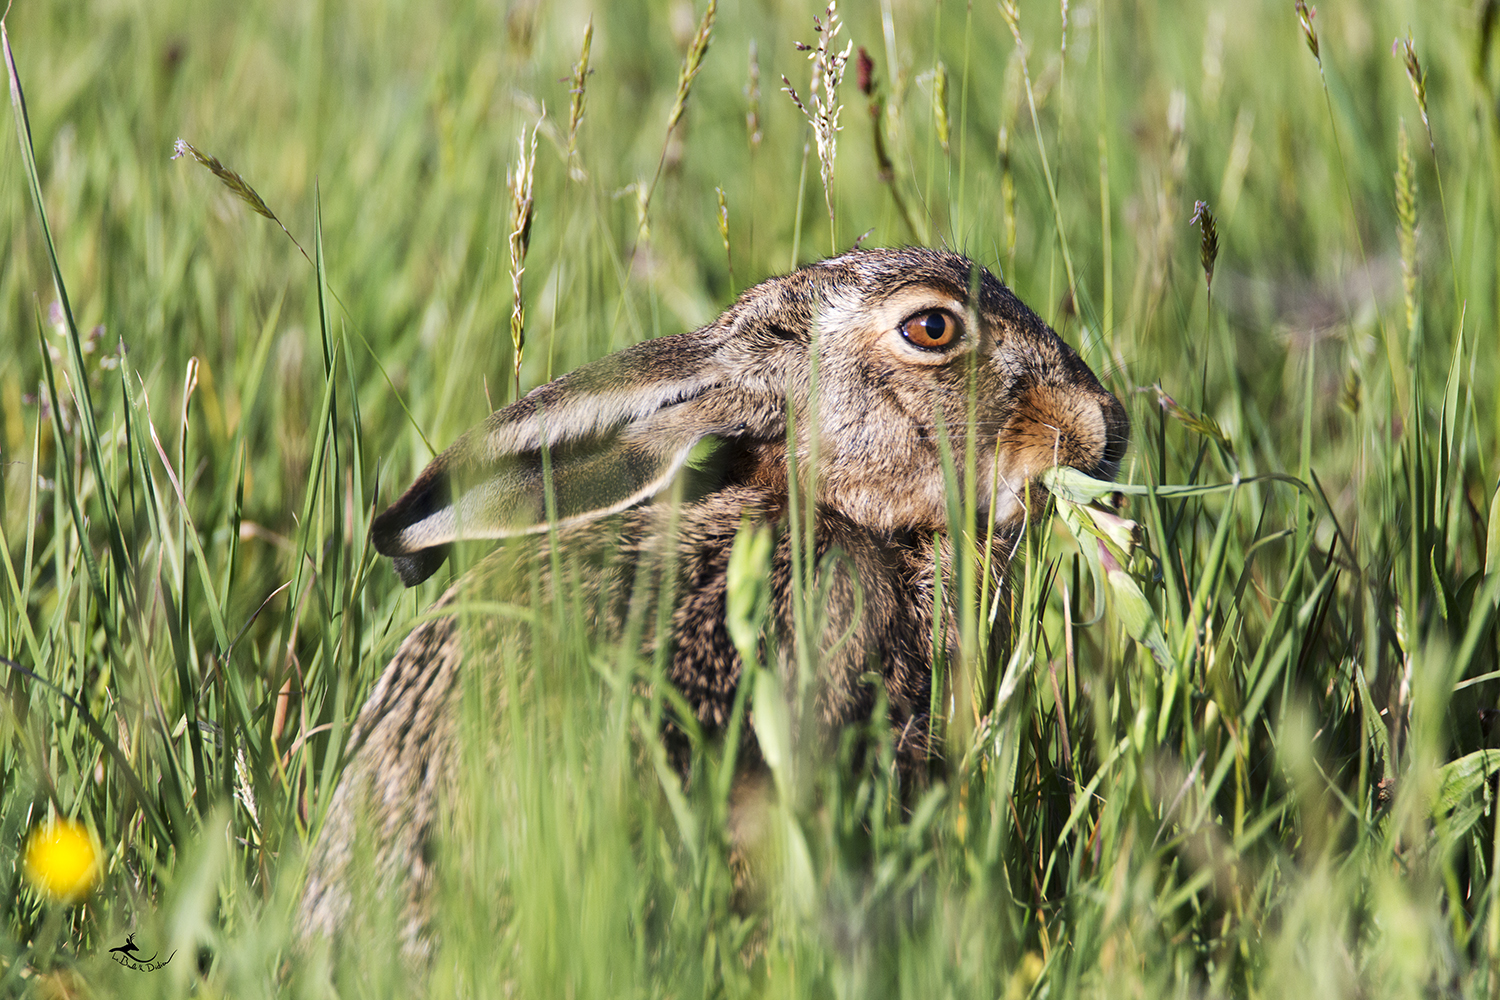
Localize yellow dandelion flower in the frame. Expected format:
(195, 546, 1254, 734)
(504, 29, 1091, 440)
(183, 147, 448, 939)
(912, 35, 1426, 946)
(24, 818, 101, 903)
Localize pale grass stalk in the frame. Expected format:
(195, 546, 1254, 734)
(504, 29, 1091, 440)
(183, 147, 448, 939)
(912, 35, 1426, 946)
(782, 1, 853, 254)
(508, 122, 539, 400)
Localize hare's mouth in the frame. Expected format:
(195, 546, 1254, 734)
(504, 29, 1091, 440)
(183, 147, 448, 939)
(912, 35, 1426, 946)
(988, 385, 1130, 521)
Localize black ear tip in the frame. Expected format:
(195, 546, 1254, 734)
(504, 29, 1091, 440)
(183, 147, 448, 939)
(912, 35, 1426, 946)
(371, 467, 452, 552)
(370, 506, 406, 558)
(390, 546, 451, 587)
(371, 468, 455, 586)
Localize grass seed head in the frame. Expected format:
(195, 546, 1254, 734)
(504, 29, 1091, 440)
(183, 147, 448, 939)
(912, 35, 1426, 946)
(172, 139, 276, 221)
(999, 1, 1026, 54)
(565, 18, 593, 181)
(1294, 1, 1320, 66)
(1394, 32, 1431, 144)
(668, 0, 717, 135)
(1153, 385, 1235, 456)
(1340, 368, 1362, 415)
(172, 138, 310, 265)
(783, 1, 853, 250)
(636, 0, 716, 242)
(1395, 117, 1418, 343)
(508, 122, 539, 398)
(1190, 200, 1219, 293)
(1167, 89, 1187, 178)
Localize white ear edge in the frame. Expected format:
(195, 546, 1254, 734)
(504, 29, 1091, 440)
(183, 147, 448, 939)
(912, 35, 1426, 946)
(385, 437, 707, 551)
(479, 377, 720, 458)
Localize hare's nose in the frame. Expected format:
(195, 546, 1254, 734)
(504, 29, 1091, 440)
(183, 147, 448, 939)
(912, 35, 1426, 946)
(1093, 390, 1130, 481)
(1002, 382, 1129, 485)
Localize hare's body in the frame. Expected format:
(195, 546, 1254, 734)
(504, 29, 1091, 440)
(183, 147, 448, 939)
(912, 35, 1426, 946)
(298, 248, 1127, 953)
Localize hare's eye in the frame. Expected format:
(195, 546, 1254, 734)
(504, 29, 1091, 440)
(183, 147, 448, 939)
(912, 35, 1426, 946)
(899, 310, 961, 351)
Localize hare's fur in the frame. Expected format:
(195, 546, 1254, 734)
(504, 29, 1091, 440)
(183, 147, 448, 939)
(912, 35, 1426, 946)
(298, 247, 1128, 953)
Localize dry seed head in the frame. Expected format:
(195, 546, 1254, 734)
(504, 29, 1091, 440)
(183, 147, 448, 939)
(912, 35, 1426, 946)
(1395, 117, 1418, 342)
(999, 1, 1026, 55)
(1393, 32, 1432, 145)
(1190, 200, 1219, 294)
(1152, 384, 1234, 455)
(669, 0, 717, 135)
(565, 18, 593, 182)
(634, 1, 716, 246)
(857, 46, 874, 96)
(172, 139, 275, 220)
(783, 1, 853, 250)
(1203, 11, 1226, 106)
(172, 138, 310, 265)
(1294, 1, 1320, 65)
(508, 122, 539, 397)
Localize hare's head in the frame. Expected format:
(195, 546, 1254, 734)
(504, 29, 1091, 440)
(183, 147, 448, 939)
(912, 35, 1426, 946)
(373, 247, 1128, 585)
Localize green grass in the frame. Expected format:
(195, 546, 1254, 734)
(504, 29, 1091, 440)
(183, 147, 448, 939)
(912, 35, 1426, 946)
(3, 0, 1500, 995)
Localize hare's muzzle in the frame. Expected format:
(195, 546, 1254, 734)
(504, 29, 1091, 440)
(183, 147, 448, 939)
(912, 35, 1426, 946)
(998, 380, 1130, 504)
(1092, 389, 1130, 481)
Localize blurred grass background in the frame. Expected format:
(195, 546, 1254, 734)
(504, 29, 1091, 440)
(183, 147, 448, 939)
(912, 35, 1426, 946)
(3, 0, 1500, 995)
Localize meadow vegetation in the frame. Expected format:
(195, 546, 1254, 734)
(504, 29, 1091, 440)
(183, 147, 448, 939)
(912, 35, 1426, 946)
(3, 0, 1500, 995)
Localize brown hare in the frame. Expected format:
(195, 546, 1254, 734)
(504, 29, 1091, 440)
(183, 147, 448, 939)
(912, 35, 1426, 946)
(297, 246, 1128, 954)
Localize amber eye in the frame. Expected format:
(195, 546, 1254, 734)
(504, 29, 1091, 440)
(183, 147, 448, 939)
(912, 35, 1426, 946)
(899, 310, 961, 351)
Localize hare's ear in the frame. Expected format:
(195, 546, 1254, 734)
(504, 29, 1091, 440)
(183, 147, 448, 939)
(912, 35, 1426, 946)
(371, 331, 788, 585)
